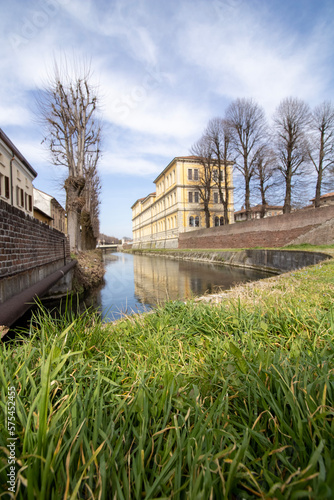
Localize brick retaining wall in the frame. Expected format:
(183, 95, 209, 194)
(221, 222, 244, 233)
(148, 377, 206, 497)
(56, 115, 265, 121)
(0, 199, 70, 279)
(179, 205, 334, 249)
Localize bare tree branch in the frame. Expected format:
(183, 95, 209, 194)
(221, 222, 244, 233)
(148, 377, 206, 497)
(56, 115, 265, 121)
(190, 136, 214, 228)
(226, 98, 266, 219)
(205, 118, 234, 224)
(272, 97, 311, 213)
(308, 100, 334, 206)
(36, 60, 102, 251)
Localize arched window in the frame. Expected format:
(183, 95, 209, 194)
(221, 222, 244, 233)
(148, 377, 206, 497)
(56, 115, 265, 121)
(195, 216, 199, 227)
(220, 216, 224, 226)
(214, 216, 219, 226)
(189, 216, 194, 227)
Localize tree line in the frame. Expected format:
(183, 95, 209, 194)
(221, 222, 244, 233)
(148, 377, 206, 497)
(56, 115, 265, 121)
(191, 97, 334, 226)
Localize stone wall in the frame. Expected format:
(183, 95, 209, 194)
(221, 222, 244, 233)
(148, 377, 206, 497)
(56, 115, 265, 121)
(179, 205, 334, 249)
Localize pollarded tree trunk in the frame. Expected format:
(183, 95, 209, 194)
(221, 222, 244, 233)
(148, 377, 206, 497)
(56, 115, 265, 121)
(67, 207, 81, 252)
(65, 176, 85, 251)
(81, 210, 97, 250)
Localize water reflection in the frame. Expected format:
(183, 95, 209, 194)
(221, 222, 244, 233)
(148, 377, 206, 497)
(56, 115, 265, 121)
(95, 252, 271, 322)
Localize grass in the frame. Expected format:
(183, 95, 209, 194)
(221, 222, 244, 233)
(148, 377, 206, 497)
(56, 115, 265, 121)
(1, 254, 334, 498)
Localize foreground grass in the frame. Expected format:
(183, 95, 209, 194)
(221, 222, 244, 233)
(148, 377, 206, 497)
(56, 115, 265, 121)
(1, 257, 334, 499)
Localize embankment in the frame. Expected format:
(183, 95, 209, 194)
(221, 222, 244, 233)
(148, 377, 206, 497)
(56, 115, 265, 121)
(129, 248, 331, 273)
(71, 249, 105, 294)
(178, 204, 334, 249)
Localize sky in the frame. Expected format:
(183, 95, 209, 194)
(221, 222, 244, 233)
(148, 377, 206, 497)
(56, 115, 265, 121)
(1, 0, 334, 239)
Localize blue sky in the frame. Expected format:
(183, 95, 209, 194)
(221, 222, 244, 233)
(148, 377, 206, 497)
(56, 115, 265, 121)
(1, 0, 334, 238)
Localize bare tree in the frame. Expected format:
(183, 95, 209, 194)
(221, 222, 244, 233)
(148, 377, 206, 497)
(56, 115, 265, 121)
(253, 146, 280, 217)
(308, 101, 334, 206)
(37, 61, 102, 251)
(205, 118, 234, 224)
(226, 98, 266, 219)
(190, 136, 214, 228)
(272, 97, 310, 214)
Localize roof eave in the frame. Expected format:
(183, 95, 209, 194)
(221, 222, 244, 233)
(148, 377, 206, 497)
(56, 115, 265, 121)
(0, 128, 38, 178)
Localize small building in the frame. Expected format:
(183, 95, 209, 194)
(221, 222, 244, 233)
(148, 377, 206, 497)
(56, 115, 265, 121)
(310, 192, 334, 207)
(234, 204, 283, 222)
(0, 128, 37, 215)
(132, 156, 234, 248)
(33, 188, 66, 233)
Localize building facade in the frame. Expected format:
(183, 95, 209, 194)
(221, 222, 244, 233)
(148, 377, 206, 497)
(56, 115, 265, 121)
(0, 128, 37, 215)
(33, 188, 66, 233)
(234, 204, 283, 222)
(132, 156, 234, 248)
(310, 192, 334, 207)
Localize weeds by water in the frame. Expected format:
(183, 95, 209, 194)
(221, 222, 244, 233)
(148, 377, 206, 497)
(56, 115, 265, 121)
(1, 258, 334, 498)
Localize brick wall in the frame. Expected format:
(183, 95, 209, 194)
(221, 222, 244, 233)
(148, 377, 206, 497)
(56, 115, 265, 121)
(179, 205, 334, 249)
(0, 199, 70, 278)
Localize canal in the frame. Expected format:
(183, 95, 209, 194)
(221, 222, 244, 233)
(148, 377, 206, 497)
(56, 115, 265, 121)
(90, 251, 272, 321)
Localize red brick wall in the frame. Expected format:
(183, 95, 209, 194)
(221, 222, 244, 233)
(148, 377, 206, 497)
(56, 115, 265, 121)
(0, 199, 70, 278)
(179, 205, 334, 249)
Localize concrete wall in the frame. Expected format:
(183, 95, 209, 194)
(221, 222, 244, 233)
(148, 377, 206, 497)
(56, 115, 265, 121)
(179, 205, 334, 249)
(0, 199, 71, 302)
(130, 249, 331, 273)
(133, 238, 178, 250)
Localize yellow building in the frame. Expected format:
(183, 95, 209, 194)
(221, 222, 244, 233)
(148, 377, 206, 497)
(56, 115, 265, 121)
(132, 156, 234, 248)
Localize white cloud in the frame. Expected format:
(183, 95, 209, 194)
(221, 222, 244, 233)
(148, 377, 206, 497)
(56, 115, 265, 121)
(0, 106, 31, 127)
(61, 0, 159, 66)
(100, 152, 160, 177)
(1, 0, 334, 236)
(176, 2, 334, 114)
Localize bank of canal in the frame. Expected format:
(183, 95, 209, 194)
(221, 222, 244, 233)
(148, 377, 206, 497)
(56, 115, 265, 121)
(2, 246, 334, 498)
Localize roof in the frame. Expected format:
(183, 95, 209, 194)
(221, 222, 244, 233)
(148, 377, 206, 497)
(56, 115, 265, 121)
(131, 197, 145, 209)
(153, 156, 201, 184)
(234, 204, 283, 215)
(310, 192, 334, 201)
(153, 155, 234, 184)
(0, 128, 38, 178)
(131, 192, 156, 209)
(34, 187, 65, 211)
(33, 206, 53, 220)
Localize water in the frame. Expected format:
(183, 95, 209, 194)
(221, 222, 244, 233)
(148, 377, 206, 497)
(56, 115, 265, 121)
(91, 252, 272, 321)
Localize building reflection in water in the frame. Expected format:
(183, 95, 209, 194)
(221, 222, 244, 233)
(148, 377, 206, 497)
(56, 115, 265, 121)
(133, 254, 270, 306)
(95, 252, 271, 321)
